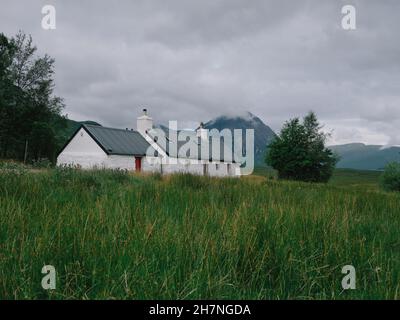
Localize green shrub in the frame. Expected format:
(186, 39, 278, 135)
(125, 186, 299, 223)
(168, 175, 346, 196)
(52, 166, 131, 189)
(31, 158, 53, 169)
(0, 160, 28, 176)
(380, 162, 400, 192)
(0, 160, 28, 170)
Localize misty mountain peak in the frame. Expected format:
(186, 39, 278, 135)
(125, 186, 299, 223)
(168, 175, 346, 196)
(204, 111, 276, 165)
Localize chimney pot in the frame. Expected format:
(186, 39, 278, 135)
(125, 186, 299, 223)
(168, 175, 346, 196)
(137, 108, 153, 134)
(197, 122, 208, 140)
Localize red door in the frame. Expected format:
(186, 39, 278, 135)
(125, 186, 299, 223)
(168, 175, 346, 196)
(135, 157, 142, 172)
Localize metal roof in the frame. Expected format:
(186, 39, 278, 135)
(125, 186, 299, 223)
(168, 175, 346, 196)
(83, 124, 153, 156)
(58, 124, 237, 162)
(147, 128, 237, 162)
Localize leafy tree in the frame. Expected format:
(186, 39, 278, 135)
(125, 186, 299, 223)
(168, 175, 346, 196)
(380, 162, 400, 192)
(0, 31, 66, 163)
(0, 33, 21, 158)
(266, 111, 338, 183)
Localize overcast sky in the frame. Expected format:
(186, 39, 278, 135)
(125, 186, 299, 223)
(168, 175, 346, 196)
(1, 0, 399, 145)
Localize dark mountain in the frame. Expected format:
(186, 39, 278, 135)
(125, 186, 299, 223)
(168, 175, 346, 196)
(204, 112, 276, 165)
(61, 119, 101, 139)
(54, 117, 102, 152)
(330, 143, 400, 170)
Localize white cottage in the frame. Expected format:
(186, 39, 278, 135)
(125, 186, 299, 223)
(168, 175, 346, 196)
(57, 110, 241, 177)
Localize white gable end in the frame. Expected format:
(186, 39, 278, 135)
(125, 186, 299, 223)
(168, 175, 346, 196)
(61, 128, 106, 155)
(57, 128, 108, 168)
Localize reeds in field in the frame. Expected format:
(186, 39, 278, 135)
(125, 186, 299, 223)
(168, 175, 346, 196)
(0, 169, 399, 299)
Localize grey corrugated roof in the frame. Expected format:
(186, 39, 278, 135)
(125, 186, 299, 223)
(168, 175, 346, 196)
(83, 124, 153, 156)
(147, 128, 237, 162)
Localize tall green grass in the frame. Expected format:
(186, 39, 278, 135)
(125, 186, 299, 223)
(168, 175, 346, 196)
(0, 168, 399, 299)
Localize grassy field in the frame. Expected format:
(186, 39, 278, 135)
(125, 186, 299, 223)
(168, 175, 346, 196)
(253, 167, 383, 189)
(0, 166, 399, 299)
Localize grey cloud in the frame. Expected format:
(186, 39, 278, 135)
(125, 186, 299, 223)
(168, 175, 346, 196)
(1, 0, 399, 145)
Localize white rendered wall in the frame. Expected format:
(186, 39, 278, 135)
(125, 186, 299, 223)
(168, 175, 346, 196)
(142, 156, 162, 173)
(149, 156, 240, 177)
(103, 155, 135, 170)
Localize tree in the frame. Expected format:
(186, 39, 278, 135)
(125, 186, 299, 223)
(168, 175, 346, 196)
(0, 31, 66, 162)
(266, 111, 338, 183)
(380, 162, 400, 192)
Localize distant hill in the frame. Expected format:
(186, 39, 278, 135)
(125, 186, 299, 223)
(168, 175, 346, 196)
(65, 119, 101, 135)
(204, 112, 276, 165)
(55, 118, 102, 150)
(330, 143, 400, 170)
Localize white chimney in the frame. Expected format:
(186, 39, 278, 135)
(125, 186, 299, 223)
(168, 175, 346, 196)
(137, 108, 153, 134)
(196, 122, 208, 140)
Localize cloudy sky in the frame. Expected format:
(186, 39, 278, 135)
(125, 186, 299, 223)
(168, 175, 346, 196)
(1, 0, 399, 145)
